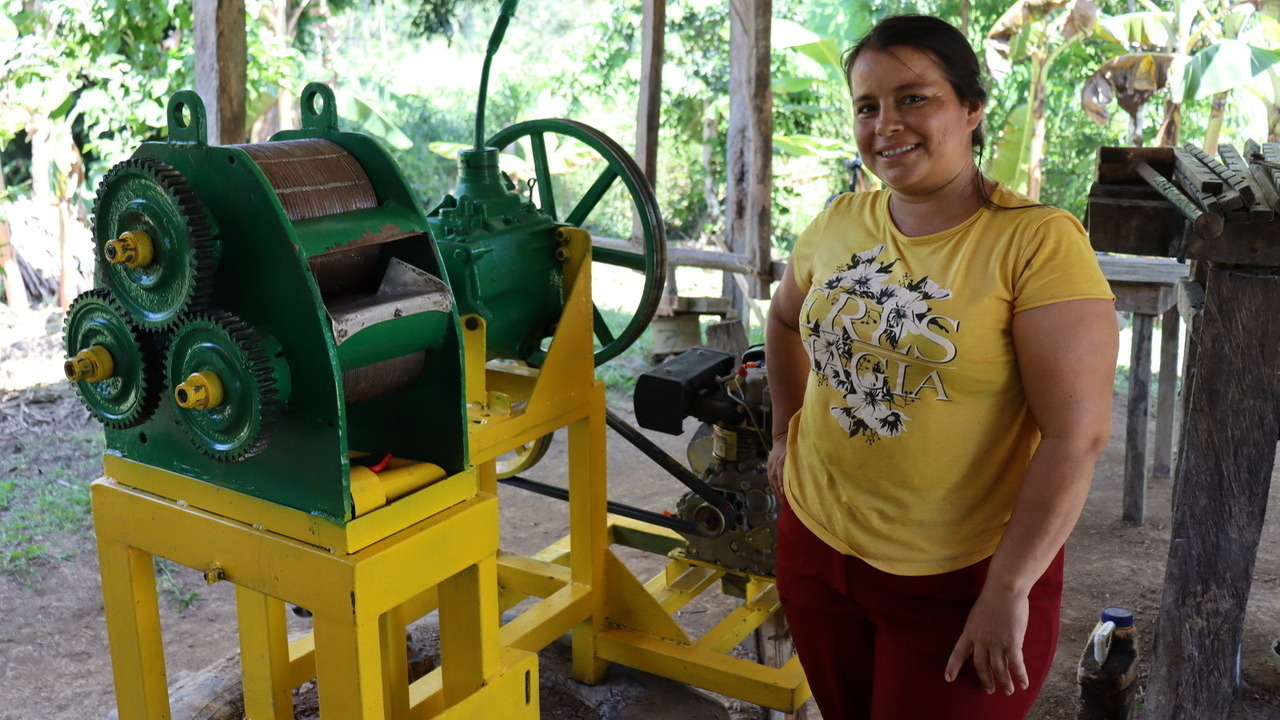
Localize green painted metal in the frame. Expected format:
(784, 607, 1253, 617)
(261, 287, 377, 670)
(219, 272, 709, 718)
(166, 311, 292, 462)
(92, 157, 219, 331)
(74, 86, 468, 523)
(64, 289, 161, 428)
(429, 147, 565, 363)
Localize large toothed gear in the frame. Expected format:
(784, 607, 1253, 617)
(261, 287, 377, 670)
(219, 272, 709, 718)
(63, 289, 161, 428)
(166, 311, 291, 463)
(93, 157, 219, 331)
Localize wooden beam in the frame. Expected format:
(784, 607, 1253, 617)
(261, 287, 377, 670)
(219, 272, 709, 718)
(194, 0, 247, 145)
(724, 0, 773, 304)
(1146, 265, 1280, 719)
(634, 0, 665, 185)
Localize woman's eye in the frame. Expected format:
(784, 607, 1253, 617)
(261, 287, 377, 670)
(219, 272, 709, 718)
(902, 95, 926, 105)
(856, 104, 877, 116)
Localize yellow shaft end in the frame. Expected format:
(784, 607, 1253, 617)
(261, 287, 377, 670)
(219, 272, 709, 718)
(174, 371, 224, 410)
(64, 345, 115, 383)
(103, 230, 155, 268)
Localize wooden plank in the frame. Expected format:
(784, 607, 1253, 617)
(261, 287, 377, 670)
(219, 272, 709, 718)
(1215, 145, 1267, 218)
(1152, 306, 1179, 477)
(633, 0, 665, 185)
(194, 0, 247, 145)
(1122, 312, 1153, 525)
(1173, 167, 1222, 213)
(1147, 267, 1280, 720)
(1173, 147, 1223, 194)
(1185, 144, 1252, 207)
(1085, 193, 1183, 257)
(1095, 146, 1175, 184)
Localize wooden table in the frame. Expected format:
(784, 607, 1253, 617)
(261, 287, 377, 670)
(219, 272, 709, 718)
(1097, 255, 1191, 525)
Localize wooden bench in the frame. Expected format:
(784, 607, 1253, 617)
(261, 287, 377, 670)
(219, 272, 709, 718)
(1097, 255, 1190, 524)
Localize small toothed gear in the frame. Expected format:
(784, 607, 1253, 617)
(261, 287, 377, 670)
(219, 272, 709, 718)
(93, 156, 219, 331)
(63, 289, 162, 428)
(166, 310, 290, 463)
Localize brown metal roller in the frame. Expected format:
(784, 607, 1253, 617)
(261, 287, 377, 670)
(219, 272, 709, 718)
(342, 352, 426, 405)
(309, 245, 382, 301)
(238, 139, 378, 222)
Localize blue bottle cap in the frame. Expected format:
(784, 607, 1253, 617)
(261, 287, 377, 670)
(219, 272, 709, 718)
(1101, 607, 1134, 628)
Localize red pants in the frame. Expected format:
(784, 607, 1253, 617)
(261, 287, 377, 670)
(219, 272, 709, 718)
(775, 505, 1063, 720)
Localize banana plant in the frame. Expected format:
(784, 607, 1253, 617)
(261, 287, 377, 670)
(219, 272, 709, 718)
(985, 0, 1100, 200)
(1080, 1, 1280, 149)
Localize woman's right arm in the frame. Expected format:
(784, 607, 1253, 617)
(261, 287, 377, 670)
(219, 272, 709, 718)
(765, 264, 809, 496)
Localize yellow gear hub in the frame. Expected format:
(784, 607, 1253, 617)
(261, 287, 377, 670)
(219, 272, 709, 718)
(103, 230, 155, 269)
(64, 344, 115, 383)
(174, 371, 224, 410)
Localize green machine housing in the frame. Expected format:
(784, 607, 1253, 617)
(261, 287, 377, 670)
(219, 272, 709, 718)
(66, 85, 471, 524)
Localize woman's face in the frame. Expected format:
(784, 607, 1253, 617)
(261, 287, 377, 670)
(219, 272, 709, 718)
(847, 45, 983, 200)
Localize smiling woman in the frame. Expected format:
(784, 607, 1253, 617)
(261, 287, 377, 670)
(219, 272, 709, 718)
(765, 14, 1119, 720)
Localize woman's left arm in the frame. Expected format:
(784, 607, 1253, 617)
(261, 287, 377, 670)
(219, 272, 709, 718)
(945, 297, 1119, 695)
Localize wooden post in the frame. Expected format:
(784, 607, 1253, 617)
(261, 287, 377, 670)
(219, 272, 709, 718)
(0, 171, 29, 309)
(1146, 266, 1280, 720)
(724, 0, 773, 326)
(194, 0, 247, 145)
(1122, 312, 1152, 524)
(634, 0, 665, 188)
(1152, 307, 1180, 477)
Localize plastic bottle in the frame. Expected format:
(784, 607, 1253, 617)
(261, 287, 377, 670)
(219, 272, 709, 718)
(1076, 607, 1139, 720)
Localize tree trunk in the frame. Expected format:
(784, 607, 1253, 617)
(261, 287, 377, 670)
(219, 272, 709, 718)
(1202, 92, 1227, 153)
(0, 170, 29, 309)
(1157, 98, 1181, 147)
(1026, 55, 1049, 201)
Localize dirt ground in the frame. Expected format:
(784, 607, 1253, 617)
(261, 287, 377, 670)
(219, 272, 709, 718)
(2, 305, 1280, 719)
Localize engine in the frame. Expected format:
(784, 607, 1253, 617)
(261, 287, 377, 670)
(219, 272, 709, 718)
(634, 346, 777, 576)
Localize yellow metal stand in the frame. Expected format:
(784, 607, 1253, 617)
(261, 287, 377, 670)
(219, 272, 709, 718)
(466, 228, 811, 712)
(93, 466, 538, 720)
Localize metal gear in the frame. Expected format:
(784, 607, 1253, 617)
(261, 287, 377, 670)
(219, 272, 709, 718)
(63, 289, 161, 428)
(93, 157, 219, 331)
(166, 311, 289, 462)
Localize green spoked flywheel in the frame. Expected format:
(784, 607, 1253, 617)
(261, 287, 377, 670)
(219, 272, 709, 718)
(63, 289, 161, 429)
(487, 118, 666, 366)
(93, 157, 219, 331)
(166, 311, 291, 463)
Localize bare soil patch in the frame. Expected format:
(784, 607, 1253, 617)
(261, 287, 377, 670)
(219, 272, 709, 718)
(2, 307, 1278, 719)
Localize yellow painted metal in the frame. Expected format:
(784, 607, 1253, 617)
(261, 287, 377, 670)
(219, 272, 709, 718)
(174, 370, 224, 409)
(91, 468, 531, 720)
(236, 587, 294, 720)
(350, 461, 450, 518)
(104, 229, 154, 268)
(64, 344, 115, 383)
(406, 647, 539, 720)
(102, 455, 476, 554)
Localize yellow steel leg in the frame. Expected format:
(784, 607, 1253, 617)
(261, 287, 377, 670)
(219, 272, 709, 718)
(96, 535, 169, 719)
(381, 604, 412, 720)
(313, 612, 390, 719)
(569, 382, 609, 683)
(438, 555, 500, 707)
(235, 587, 294, 720)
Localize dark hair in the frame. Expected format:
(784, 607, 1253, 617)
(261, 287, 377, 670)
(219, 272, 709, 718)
(841, 15, 988, 151)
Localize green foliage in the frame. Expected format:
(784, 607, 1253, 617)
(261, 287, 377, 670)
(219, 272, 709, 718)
(154, 558, 205, 612)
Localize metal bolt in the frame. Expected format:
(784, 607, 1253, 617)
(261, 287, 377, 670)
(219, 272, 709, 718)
(103, 230, 155, 268)
(203, 565, 225, 585)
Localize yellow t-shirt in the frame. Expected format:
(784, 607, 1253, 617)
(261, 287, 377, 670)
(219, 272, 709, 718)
(783, 185, 1114, 576)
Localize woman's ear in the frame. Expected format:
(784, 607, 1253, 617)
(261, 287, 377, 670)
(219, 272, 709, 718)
(965, 100, 985, 132)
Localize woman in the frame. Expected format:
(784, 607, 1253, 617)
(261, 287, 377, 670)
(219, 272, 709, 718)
(765, 15, 1117, 720)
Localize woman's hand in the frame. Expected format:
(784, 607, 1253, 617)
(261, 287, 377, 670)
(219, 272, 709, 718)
(943, 586, 1030, 695)
(767, 437, 788, 499)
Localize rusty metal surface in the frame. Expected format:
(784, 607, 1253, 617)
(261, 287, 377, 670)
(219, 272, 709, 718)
(341, 351, 426, 405)
(239, 139, 377, 221)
